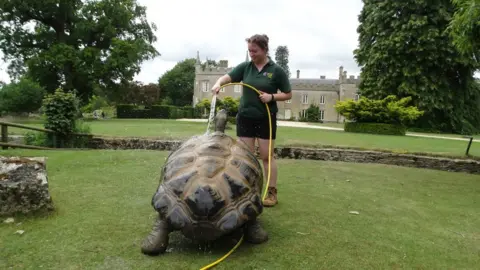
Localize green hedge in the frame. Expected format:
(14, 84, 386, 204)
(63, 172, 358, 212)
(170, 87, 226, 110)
(227, 116, 236, 125)
(116, 104, 197, 119)
(345, 122, 406, 136)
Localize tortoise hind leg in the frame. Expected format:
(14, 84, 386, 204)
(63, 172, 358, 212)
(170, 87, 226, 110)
(141, 216, 171, 256)
(244, 219, 268, 244)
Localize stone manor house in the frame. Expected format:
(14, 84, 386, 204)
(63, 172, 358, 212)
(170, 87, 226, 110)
(192, 51, 361, 122)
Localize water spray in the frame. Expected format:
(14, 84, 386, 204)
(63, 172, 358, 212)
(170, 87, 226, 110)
(199, 82, 273, 270)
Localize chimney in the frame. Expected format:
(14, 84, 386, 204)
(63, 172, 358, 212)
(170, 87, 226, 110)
(219, 60, 228, 67)
(296, 70, 300, 78)
(320, 75, 326, 79)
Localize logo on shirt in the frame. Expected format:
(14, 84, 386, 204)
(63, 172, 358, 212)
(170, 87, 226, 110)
(263, 72, 273, 79)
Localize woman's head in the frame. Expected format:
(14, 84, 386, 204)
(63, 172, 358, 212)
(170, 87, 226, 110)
(246, 34, 269, 63)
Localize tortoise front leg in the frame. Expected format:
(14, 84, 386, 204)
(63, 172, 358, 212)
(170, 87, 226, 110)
(141, 216, 171, 256)
(244, 218, 268, 244)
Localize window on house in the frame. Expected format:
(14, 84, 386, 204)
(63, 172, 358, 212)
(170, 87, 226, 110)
(319, 110, 325, 120)
(354, 94, 360, 101)
(234, 85, 241, 92)
(320, 95, 325, 104)
(301, 109, 307, 118)
(201, 81, 209, 92)
(302, 94, 308, 104)
(285, 99, 291, 103)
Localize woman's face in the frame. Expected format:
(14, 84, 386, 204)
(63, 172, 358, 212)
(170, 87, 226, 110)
(248, 42, 266, 62)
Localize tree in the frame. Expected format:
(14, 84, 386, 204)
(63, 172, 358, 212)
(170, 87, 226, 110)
(0, 77, 46, 114)
(108, 81, 160, 106)
(158, 58, 196, 106)
(139, 83, 161, 106)
(274, 46, 291, 78)
(353, 0, 480, 134)
(80, 94, 109, 113)
(0, 0, 159, 103)
(448, 0, 480, 66)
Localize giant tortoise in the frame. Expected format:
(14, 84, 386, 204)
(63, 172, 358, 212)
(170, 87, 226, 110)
(141, 109, 268, 255)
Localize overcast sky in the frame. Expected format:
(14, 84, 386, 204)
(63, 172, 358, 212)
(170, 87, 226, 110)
(133, 0, 364, 83)
(3, 0, 476, 84)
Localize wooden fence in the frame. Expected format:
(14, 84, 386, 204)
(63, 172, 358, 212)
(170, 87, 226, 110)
(0, 121, 93, 150)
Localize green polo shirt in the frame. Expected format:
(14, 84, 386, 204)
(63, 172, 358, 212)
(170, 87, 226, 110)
(227, 58, 291, 119)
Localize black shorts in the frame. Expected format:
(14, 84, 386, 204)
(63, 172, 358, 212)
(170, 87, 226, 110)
(236, 113, 277, 140)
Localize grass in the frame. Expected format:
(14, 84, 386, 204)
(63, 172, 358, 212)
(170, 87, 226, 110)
(1, 149, 479, 269)
(5, 118, 480, 158)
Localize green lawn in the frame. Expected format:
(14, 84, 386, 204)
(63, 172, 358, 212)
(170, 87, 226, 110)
(0, 149, 478, 269)
(6, 118, 480, 158)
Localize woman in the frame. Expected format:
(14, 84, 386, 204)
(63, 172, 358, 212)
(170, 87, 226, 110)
(211, 34, 292, 207)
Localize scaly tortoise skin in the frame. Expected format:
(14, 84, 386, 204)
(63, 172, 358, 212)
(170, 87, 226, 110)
(141, 109, 268, 256)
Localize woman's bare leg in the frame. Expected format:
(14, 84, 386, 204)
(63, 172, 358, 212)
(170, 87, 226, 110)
(257, 138, 278, 207)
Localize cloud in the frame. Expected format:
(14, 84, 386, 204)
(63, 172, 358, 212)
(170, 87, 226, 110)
(134, 0, 365, 82)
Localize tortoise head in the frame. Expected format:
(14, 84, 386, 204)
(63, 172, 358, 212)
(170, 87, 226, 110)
(214, 109, 228, 133)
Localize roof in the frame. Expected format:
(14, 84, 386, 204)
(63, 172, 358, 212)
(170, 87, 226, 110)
(289, 78, 340, 92)
(289, 78, 338, 85)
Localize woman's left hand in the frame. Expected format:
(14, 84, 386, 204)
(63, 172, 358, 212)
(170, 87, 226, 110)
(259, 91, 273, 103)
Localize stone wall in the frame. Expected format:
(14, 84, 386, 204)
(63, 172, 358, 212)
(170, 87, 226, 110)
(88, 137, 183, 151)
(0, 156, 54, 216)
(88, 137, 480, 175)
(274, 147, 480, 174)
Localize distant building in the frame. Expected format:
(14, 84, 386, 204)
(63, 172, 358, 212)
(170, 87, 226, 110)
(192, 51, 361, 122)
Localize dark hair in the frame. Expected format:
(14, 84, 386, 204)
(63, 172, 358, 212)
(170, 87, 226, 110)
(245, 34, 269, 53)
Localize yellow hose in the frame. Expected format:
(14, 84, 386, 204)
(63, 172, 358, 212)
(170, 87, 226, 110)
(199, 82, 273, 270)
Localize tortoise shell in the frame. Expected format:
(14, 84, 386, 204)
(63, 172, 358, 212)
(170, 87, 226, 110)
(151, 131, 264, 241)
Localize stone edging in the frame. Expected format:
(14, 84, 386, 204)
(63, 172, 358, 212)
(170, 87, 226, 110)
(86, 137, 480, 175)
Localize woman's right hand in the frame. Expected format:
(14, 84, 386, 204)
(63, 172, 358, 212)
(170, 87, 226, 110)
(211, 83, 221, 95)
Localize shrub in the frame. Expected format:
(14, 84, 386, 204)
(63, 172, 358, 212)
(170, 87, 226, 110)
(335, 95, 424, 125)
(71, 119, 92, 148)
(116, 104, 137, 118)
(194, 97, 240, 118)
(0, 77, 46, 114)
(218, 96, 239, 117)
(345, 122, 406, 136)
(335, 95, 423, 136)
(298, 104, 323, 123)
(43, 88, 79, 136)
(23, 131, 48, 147)
(80, 95, 109, 113)
(41, 88, 91, 147)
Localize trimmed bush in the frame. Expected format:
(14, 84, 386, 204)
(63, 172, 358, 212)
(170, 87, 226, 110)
(335, 95, 424, 125)
(335, 95, 424, 136)
(345, 122, 406, 136)
(116, 104, 136, 118)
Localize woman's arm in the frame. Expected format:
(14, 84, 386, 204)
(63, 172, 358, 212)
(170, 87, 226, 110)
(211, 74, 232, 94)
(216, 74, 232, 86)
(272, 91, 292, 101)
